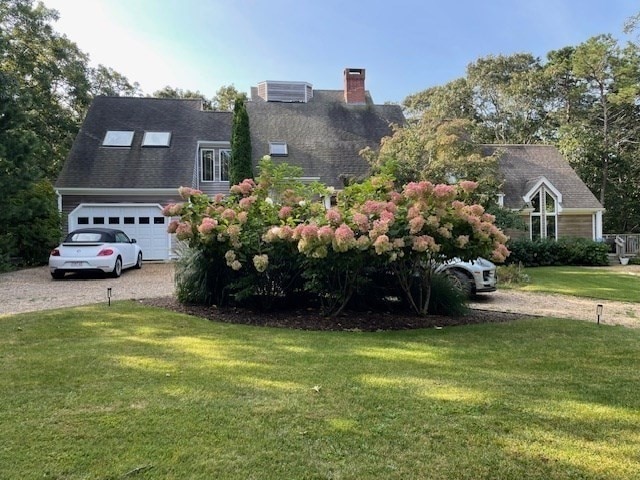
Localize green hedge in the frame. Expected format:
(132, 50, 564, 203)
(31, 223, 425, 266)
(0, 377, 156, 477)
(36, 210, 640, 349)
(506, 237, 609, 267)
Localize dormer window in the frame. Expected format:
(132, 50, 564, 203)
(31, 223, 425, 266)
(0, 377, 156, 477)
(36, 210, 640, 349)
(201, 148, 230, 182)
(269, 141, 288, 156)
(142, 131, 171, 147)
(102, 130, 134, 147)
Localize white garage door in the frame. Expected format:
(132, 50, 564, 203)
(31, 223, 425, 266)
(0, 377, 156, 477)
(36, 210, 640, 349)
(69, 204, 171, 260)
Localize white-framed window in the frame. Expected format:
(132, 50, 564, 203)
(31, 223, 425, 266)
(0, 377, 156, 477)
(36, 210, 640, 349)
(102, 130, 134, 147)
(142, 131, 171, 147)
(269, 141, 288, 156)
(201, 148, 230, 182)
(530, 188, 557, 240)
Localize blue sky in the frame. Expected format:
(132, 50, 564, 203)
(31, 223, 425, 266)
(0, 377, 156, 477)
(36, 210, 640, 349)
(42, 0, 637, 104)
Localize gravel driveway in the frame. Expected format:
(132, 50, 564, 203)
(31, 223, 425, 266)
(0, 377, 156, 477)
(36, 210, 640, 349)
(0, 262, 175, 316)
(1, 263, 639, 328)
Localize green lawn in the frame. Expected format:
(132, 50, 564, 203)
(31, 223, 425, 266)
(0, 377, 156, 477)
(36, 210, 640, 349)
(2, 302, 640, 479)
(506, 266, 640, 302)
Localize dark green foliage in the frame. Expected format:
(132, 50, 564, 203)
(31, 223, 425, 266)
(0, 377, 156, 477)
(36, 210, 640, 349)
(229, 242, 305, 312)
(1, 0, 139, 271)
(174, 245, 235, 306)
(486, 204, 527, 231)
(507, 237, 609, 267)
(428, 272, 469, 316)
(0, 180, 61, 271)
(229, 98, 253, 185)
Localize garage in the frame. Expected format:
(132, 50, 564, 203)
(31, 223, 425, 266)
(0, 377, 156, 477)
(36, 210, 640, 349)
(68, 204, 172, 260)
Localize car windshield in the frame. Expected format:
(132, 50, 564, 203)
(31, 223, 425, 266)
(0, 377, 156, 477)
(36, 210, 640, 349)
(65, 232, 107, 242)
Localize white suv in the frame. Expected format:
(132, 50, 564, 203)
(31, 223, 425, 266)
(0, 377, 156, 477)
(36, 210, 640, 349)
(437, 257, 498, 296)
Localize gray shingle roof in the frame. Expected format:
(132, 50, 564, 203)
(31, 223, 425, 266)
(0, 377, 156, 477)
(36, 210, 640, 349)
(55, 96, 232, 189)
(482, 145, 603, 210)
(246, 90, 405, 188)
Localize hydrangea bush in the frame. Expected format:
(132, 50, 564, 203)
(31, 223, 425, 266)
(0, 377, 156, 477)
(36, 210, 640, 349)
(165, 156, 509, 317)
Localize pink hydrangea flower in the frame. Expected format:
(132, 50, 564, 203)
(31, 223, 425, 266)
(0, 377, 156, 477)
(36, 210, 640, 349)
(373, 235, 393, 255)
(459, 180, 479, 193)
(491, 243, 510, 263)
(456, 235, 470, 248)
(379, 210, 395, 224)
(412, 235, 439, 253)
(426, 215, 440, 227)
(352, 212, 369, 232)
(301, 224, 319, 240)
(333, 223, 355, 252)
(237, 211, 248, 224)
(437, 226, 452, 239)
(198, 217, 218, 235)
(230, 178, 256, 196)
(239, 196, 257, 210)
(178, 187, 202, 199)
(175, 222, 193, 240)
(409, 216, 425, 234)
(433, 184, 456, 198)
(262, 227, 280, 243)
(162, 203, 183, 216)
(278, 225, 294, 241)
(167, 219, 179, 233)
(278, 206, 293, 220)
(407, 206, 421, 220)
(317, 225, 334, 243)
(325, 208, 342, 224)
(222, 209, 236, 221)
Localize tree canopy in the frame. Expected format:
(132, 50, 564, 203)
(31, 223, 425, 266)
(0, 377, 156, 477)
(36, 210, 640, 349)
(0, 0, 139, 269)
(400, 32, 640, 232)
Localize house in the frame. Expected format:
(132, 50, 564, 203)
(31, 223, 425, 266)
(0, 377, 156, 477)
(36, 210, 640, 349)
(55, 68, 404, 260)
(54, 69, 604, 262)
(483, 145, 604, 241)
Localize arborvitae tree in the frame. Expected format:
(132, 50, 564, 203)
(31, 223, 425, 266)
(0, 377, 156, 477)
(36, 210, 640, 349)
(229, 98, 253, 186)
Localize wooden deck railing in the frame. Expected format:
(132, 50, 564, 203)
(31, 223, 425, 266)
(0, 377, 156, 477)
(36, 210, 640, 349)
(601, 234, 640, 256)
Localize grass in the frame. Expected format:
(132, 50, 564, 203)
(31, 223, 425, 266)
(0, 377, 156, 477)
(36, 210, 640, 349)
(505, 266, 640, 302)
(2, 302, 640, 479)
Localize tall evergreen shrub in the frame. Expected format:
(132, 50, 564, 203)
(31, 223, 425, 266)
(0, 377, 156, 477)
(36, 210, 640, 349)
(229, 98, 253, 186)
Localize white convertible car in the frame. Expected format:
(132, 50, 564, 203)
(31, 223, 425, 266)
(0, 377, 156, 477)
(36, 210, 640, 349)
(49, 228, 142, 279)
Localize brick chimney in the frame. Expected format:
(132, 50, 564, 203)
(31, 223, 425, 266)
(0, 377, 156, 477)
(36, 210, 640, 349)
(344, 68, 366, 104)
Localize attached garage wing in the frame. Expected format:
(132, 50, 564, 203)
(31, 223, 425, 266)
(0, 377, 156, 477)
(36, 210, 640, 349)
(68, 204, 171, 260)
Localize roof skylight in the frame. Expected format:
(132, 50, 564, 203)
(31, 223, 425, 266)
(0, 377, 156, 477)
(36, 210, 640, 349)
(102, 130, 134, 147)
(269, 141, 288, 156)
(142, 131, 171, 147)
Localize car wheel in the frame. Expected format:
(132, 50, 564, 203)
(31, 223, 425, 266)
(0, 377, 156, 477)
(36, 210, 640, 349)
(449, 269, 473, 297)
(135, 252, 142, 269)
(51, 271, 65, 280)
(111, 256, 123, 278)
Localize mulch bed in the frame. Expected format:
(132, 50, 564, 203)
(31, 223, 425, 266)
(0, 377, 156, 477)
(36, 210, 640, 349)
(139, 296, 533, 332)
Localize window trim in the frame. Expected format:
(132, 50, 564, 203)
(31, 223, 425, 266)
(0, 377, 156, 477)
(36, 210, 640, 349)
(529, 187, 558, 240)
(200, 148, 231, 182)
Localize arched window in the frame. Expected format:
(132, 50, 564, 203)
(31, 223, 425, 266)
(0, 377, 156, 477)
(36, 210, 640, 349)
(530, 187, 558, 240)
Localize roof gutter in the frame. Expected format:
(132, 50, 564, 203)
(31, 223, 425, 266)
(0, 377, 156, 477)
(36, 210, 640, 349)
(56, 188, 180, 196)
